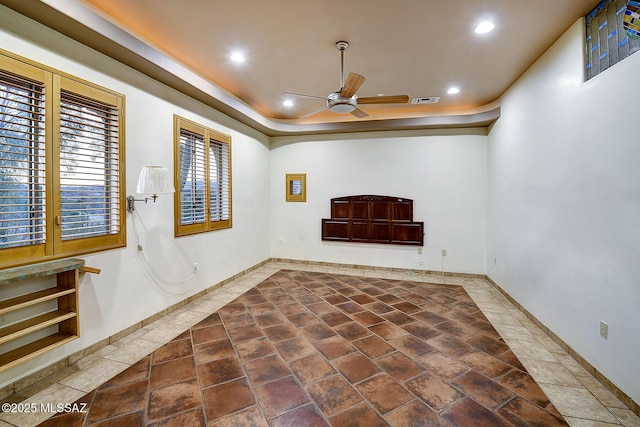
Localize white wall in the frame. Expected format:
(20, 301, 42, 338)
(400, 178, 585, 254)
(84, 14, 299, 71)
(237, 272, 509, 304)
(270, 131, 488, 274)
(0, 7, 271, 386)
(487, 19, 640, 403)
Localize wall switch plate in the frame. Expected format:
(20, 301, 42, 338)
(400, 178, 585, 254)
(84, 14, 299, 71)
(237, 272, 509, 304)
(418, 247, 423, 254)
(600, 320, 608, 339)
(441, 249, 447, 257)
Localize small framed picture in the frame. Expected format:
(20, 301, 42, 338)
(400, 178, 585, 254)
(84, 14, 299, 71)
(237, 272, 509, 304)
(286, 173, 306, 202)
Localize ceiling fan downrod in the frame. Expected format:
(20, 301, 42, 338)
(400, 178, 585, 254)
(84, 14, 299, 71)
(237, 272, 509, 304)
(336, 41, 349, 89)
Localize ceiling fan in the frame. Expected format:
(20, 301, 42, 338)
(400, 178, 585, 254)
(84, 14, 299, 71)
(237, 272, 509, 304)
(283, 41, 409, 118)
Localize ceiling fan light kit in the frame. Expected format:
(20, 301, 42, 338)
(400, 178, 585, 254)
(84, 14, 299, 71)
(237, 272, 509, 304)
(284, 40, 410, 119)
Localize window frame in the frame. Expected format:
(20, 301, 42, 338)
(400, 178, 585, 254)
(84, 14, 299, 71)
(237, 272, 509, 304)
(0, 50, 126, 268)
(173, 115, 232, 237)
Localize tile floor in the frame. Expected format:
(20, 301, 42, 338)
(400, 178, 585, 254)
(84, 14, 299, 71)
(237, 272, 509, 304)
(0, 261, 638, 426)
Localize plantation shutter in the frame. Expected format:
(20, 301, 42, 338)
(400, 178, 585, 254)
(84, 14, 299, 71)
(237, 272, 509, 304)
(209, 138, 230, 223)
(58, 89, 121, 242)
(0, 69, 46, 251)
(179, 128, 206, 226)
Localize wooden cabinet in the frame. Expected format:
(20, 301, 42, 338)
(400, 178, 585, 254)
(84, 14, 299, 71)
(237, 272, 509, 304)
(322, 195, 424, 246)
(0, 259, 84, 373)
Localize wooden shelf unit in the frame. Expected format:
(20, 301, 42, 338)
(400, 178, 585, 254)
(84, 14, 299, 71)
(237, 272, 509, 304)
(321, 195, 425, 246)
(0, 259, 84, 373)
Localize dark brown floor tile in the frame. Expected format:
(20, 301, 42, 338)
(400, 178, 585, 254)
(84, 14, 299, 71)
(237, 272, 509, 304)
(100, 356, 150, 389)
(278, 301, 307, 316)
(350, 311, 384, 326)
(361, 286, 385, 296)
(244, 354, 291, 385)
(365, 301, 395, 314)
(197, 356, 244, 388)
(382, 310, 416, 326)
(389, 334, 436, 358)
(240, 293, 270, 306)
(412, 310, 449, 326)
(263, 323, 298, 342)
(234, 337, 276, 362)
(450, 370, 515, 410)
(335, 301, 365, 314)
(402, 322, 440, 341)
(405, 372, 465, 411)
(384, 400, 451, 427)
(247, 302, 277, 316)
(329, 403, 387, 427)
(496, 349, 527, 371)
(442, 397, 511, 427)
(376, 352, 425, 382)
(88, 410, 146, 427)
(352, 335, 395, 359)
(227, 324, 265, 343)
(434, 320, 478, 339)
(301, 323, 337, 341)
(202, 377, 255, 421)
(498, 396, 569, 426)
(290, 354, 337, 384)
(307, 302, 337, 316)
(392, 301, 422, 314)
(498, 368, 553, 408)
(416, 351, 469, 380)
(86, 379, 148, 423)
(218, 302, 246, 316)
(191, 324, 228, 345)
(334, 321, 372, 341)
(376, 293, 403, 304)
(313, 336, 357, 360)
(460, 350, 513, 378)
(253, 376, 309, 419)
(297, 294, 324, 305)
(150, 356, 196, 390)
(39, 412, 86, 427)
(147, 378, 202, 421)
(465, 333, 510, 356)
(148, 408, 205, 427)
(333, 353, 380, 384)
(307, 375, 363, 417)
(368, 321, 409, 341)
(320, 311, 352, 327)
(286, 311, 319, 327)
(192, 312, 222, 329)
(356, 374, 413, 414)
(403, 293, 430, 305)
(324, 293, 350, 305)
(193, 338, 235, 365)
(207, 405, 268, 427)
(254, 311, 288, 327)
(152, 340, 193, 365)
(427, 334, 476, 358)
(349, 293, 376, 305)
(270, 404, 328, 427)
(221, 311, 254, 329)
(274, 336, 318, 361)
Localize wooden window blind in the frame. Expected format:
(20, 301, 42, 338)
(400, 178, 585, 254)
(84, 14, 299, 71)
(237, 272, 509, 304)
(0, 52, 125, 268)
(174, 115, 231, 237)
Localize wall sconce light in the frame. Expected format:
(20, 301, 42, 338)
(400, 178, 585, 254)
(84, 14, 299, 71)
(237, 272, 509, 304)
(127, 165, 175, 213)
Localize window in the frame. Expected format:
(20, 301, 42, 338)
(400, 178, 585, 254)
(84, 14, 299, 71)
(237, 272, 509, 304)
(0, 52, 125, 267)
(174, 115, 231, 236)
(585, 0, 640, 80)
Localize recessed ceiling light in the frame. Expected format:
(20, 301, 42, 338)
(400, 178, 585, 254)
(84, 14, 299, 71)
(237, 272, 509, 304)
(283, 100, 294, 107)
(474, 21, 495, 34)
(230, 52, 245, 63)
(447, 87, 460, 95)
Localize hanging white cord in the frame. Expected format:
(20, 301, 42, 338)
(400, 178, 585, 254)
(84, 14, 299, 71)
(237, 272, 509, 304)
(131, 210, 195, 295)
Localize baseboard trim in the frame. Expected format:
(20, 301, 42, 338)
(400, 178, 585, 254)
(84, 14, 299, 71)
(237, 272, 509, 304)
(484, 275, 639, 417)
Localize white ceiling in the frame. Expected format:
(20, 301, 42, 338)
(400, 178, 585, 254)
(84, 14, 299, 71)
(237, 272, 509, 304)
(4, 0, 597, 135)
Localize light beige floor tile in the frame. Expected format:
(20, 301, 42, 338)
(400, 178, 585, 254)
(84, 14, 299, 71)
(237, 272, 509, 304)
(609, 407, 640, 427)
(522, 359, 583, 387)
(505, 338, 558, 362)
(58, 358, 129, 393)
(540, 383, 619, 424)
(564, 417, 621, 426)
(73, 345, 119, 370)
(139, 324, 188, 343)
(577, 375, 629, 409)
(103, 338, 161, 365)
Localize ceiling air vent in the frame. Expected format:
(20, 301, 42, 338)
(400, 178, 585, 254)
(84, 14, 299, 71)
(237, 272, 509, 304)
(411, 97, 440, 104)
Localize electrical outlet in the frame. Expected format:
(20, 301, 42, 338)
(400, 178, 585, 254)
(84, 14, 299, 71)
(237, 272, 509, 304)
(441, 249, 447, 257)
(418, 247, 423, 254)
(279, 239, 284, 246)
(193, 262, 199, 273)
(600, 320, 608, 339)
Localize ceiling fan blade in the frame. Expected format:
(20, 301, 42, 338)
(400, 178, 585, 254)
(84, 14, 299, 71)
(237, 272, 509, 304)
(299, 104, 329, 119)
(281, 91, 327, 100)
(351, 108, 369, 118)
(340, 72, 366, 98)
(358, 95, 410, 104)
